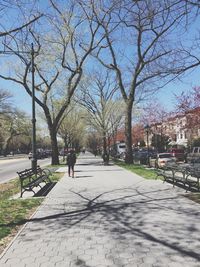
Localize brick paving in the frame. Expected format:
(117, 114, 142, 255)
(0, 152, 200, 267)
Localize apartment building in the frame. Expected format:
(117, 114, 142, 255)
(150, 108, 200, 148)
(111, 108, 200, 149)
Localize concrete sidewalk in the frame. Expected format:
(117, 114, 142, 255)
(0, 152, 200, 267)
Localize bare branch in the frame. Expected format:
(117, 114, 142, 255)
(0, 14, 43, 37)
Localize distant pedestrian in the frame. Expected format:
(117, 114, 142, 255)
(66, 149, 76, 178)
(102, 152, 109, 165)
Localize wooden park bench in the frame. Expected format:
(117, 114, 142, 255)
(17, 166, 52, 197)
(184, 166, 200, 192)
(155, 164, 200, 192)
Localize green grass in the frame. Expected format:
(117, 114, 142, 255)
(0, 179, 20, 201)
(0, 171, 64, 253)
(49, 172, 64, 182)
(114, 160, 158, 180)
(0, 198, 43, 240)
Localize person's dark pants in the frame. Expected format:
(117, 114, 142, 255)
(68, 164, 75, 177)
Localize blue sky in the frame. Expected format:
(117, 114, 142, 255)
(1, 63, 199, 116)
(0, 1, 200, 116)
(3, 48, 199, 115)
(156, 67, 200, 112)
(1, 79, 32, 115)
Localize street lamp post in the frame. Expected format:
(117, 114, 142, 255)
(144, 124, 150, 167)
(0, 43, 37, 171)
(31, 43, 37, 172)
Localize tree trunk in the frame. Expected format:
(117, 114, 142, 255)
(44, 108, 60, 165)
(124, 102, 133, 164)
(50, 128, 59, 165)
(103, 133, 107, 155)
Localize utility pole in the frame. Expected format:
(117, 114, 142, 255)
(31, 43, 37, 172)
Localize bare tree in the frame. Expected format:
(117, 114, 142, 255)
(141, 100, 170, 126)
(173, 86, 200, 145)
(78, 69, 125, 155)
(183, 0, 200, 7)
(58, 103, 87, 153)
(174, 86, 200, 113)
(0, 0, 106, 164)
(88, 0, 196, 163)
(0, 0, 42, 38)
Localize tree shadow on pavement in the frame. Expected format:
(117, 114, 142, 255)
(1, 186, 200, 263)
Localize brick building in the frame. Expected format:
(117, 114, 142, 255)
(150, 108, 200, 148)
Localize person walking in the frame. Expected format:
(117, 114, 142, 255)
(66, 149, 76, 178)
(102, 151, 109, 165)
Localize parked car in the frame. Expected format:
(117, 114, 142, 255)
(187, 147, 200, 163)
(44, 149, 52, 157)
(28, 152, 43, 159)
(150, 153, 176, 168)
(133, 149, 157, 165)
(110, 142, 126, 158)
(168, 148, 185, 161)
(28, 149, 47, 160)
(133, 151, 148, 164)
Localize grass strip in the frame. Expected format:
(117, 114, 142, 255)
(0, 198, 43, 240)
(113, 160, 158, 180)
(0, 179, 20, 201)
(0, 171, 63, 254)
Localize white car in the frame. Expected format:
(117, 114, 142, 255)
(150, 153, 176, 168)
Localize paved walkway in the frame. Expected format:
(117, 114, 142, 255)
(0, 152, 200, 267)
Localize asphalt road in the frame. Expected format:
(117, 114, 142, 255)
(0, 157, 51, 184)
